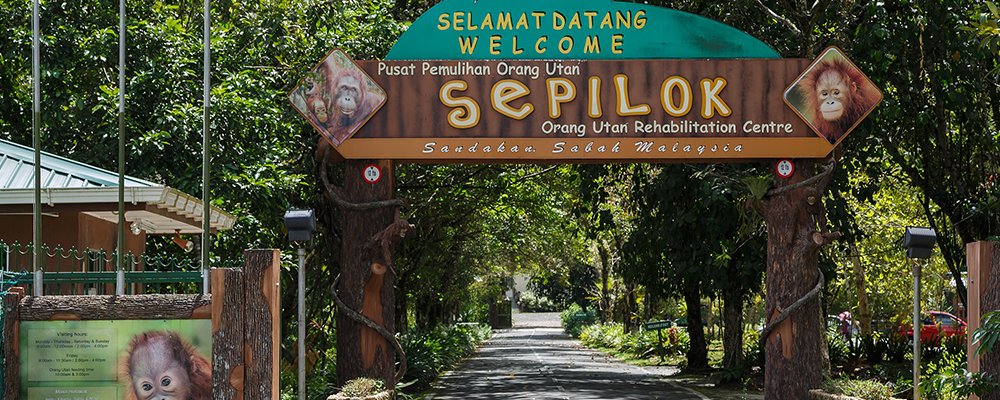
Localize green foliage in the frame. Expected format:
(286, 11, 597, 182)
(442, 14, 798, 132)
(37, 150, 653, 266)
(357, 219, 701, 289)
(973, 310, 1000, 356)
(916, 309, 1000, 399)
(827, 327, 851, 367)
(396, 164, 586, 329)
(920, 350, 998, 400)
(741, 329, 765, 371)
(830, 174, 954, 323)
(527, 260, 597, 311)
(517, 292, 558, 313)
(824, 378, 895, 400)
(560, 304, 598, 337)
(578, 322, 689, 359)
(884, 332, 910, 363)
(339, 378, 386, 398)
(399, 323, 491, 389)
(859, 332, 887, 364)
(966, 1, 1000, 56)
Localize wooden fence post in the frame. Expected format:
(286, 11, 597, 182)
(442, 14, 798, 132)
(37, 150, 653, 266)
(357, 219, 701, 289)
(212, 267, 246, 400)
(968, 241, 998, 400)
(242, 249, 281, 400)
(3, 289, 22, 399)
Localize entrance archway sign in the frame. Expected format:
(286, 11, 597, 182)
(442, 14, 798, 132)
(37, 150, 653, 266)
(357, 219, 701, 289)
(291, 0, 882, 397)
(290, 0, 880, 163)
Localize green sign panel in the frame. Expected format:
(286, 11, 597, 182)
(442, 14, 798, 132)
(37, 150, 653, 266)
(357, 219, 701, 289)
(645, 320, 673, 331)
(20, 320, 211, 400)
(386, 0, 780, 60)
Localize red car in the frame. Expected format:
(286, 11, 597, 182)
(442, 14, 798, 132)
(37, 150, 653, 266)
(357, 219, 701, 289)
(899, 311, 967, 340)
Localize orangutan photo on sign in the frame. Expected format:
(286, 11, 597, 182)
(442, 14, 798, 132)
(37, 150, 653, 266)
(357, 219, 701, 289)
(289, 49, 386, 147)
(784, 47, 882, 145)
(121, 331, 212, 400)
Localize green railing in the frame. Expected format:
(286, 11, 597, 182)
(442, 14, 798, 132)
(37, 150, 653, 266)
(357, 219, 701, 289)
(0, 240, 243, 294)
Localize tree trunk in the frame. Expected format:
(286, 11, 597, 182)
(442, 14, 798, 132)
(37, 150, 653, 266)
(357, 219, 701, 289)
(980, 243, 1000, 400)
(722, 285, 745, 372)
(849, 243, 872, 335)
(623, 280, 636, 333)
(598, 242, 611, 322)
(761, 161, 827, 399)
(684, 283, 709, 370)
(336, 159, 398, 387)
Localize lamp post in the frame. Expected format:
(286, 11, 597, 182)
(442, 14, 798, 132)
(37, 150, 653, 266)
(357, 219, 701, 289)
(284, 209, 315, 400)
(903, 226, 936, 400)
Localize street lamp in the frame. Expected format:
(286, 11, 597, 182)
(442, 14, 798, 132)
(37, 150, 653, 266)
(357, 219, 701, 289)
(903, 226, 936, 400)
(284, 209, 315, 400)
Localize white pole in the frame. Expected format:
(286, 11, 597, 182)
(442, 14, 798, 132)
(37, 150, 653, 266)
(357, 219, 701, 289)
(912, 259, 922, 400)
(201, 0, 211, 294)
(298, 247, 306, 400)
(31, 0, 42, 297)
(115, 0, 126, 296)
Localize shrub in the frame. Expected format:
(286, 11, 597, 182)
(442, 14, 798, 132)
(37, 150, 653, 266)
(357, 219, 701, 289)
(340, 377, 385, 397)
(860, 332, 886, 364)
(580, 323, 625, 349)
(560, 304, 597, 337)
(743, 329, 765, 370)
(920, 350, 988, 400)
(578, 322, 688, 359)
(827, 327, 850, 367)
(519, 292, 558, 312)
(400, 323, 491, 388)
(824, 378, 895, 400)
(884, 331, 910, 362)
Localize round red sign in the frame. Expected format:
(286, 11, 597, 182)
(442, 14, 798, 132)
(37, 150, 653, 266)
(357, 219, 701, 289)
(775, 159, 795, 179)
(363, 164, 382, 184)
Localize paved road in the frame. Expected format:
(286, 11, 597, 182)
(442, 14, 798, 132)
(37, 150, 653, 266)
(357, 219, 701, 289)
(427, 312, 708, 400)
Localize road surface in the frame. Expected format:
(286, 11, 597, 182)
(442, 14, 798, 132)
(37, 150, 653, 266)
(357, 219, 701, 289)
(427, 312, 709, 400)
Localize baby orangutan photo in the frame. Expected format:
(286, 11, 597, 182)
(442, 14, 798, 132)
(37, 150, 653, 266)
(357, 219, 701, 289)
(121, 331, 211, 400)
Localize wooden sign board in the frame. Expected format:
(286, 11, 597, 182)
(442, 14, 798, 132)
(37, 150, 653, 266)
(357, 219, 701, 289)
(289, 0, 880, 163)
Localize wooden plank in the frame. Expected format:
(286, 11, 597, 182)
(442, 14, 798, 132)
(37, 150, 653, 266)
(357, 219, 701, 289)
(242, 249, 280, 400)
(18, 294, 211, 321)
(968, 241, 992, 375)
(968, 241, 996, 381)
(212, 268, 246, 400)
(3, 291, 21, 399)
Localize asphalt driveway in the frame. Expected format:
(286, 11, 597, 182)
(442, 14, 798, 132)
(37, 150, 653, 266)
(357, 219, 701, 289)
(426, 312, 709, 400)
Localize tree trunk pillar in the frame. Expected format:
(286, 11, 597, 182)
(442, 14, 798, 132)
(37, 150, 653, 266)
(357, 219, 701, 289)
(722, 284, 745, 371)
(684, 283, 709, 370)
(336, 159, 397, 387)
(762, 161, 826, 398)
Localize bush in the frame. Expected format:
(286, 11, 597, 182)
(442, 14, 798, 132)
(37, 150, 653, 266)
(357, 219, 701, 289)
(860, 332, 887, 364)
(400, 323, 491, 389)
(884, 331, 910, 363)
(580, 323, 626, 349)
(560, 304, 597, 337)
(824, 378, 895, 400)
(827, 327, 850, 367)
(340, 378, 386, 397)
(743, 329, 765, 370)
(578, 322, 688, 359)
(519, 292, 558, 312)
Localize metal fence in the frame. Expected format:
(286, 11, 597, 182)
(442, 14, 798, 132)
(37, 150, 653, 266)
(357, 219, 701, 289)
(0, 240, 242, 295)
